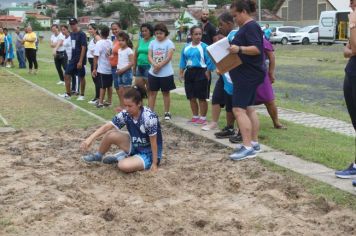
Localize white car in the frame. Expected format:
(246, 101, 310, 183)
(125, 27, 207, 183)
(289, 25, 319, 45)
(269, 26, 300, 45)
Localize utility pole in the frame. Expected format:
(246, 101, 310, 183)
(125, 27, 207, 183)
(258, 0, 261, 23)
(74, 0, 77, 18)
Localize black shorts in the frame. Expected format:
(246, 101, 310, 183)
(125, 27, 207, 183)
(184, 67, 209, 100)
(212, 76, 225, 106)
(232, 83, 259, 109)
(98, 73, 113, 89)
(0, 42, 4, 56)
(148, 74, 176, 92)
(65, 61, 86, 77)
(224, 92, 233, 112)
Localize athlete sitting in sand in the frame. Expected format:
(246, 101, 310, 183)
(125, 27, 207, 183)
(80, 86, 162, 173)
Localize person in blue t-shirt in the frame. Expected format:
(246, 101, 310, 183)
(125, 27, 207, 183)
(81, 86, 163, 173)
(179, 25, 215, 126)
(263, 24, 272, 41)
(228, 0, 265, 161)
(204, 12, 238, 139)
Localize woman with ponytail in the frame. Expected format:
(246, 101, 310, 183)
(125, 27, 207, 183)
(81, 85, 163, 173)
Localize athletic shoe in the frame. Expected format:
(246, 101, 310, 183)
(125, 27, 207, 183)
(104, 101, 112, 107)
(96, 103, 104, 108)
(102, 151, 127, 164)
(164, 112, 171, 120)
(58, 93, 71, 100)
(202, 122, 218, 131)
(234, 143, 261, 153)
(214, 126, 235, 139)
(229, 133, 243, 143)
(189, 117, 200, 124)
(229, 146, 256, 161)
(335, 163, 356, 179)
(82, 153, 102, 163)
(56, 81, 65, 85)
(88, 98, 98, 104)
(77, 96, 85, 101)
(352, 179, 356, 187)
(195, 118, 207, 125)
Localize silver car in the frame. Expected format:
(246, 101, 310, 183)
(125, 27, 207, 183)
(270, 26, 300, 45)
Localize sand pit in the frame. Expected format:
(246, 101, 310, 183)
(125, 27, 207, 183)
(0, 125, 355, 235)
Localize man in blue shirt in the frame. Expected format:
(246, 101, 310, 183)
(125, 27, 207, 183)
(58, 17, 87, 101)
(15, 27, 26, 69)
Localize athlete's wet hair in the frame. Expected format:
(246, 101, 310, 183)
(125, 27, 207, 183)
(231, 0, 257, 14)
(124, 85, 148, 105)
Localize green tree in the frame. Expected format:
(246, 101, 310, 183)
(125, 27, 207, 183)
(177, 11, 193, 29)
(97, 2, 140, 29)
(24, 16, 43, 30)
(169, 0, 184, 8)
(45, 8, 55, 17)
(46, 0, 57, 4)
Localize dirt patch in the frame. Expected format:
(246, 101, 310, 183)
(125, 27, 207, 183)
(0, 125, 355, 235)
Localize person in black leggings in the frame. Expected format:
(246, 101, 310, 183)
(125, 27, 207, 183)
(23, 26, 38, 74)
(335, 0, 356, 186)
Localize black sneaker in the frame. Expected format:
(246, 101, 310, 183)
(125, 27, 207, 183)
(229, 132, 243, 144)
(164, 112, 171, 120)
(214, 126, 235, 139)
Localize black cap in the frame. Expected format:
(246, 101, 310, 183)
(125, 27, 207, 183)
(69, 17, 78, 25)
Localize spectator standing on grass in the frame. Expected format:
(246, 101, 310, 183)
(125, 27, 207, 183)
(147, 23, 176, 120)
(92, 26, 113, 108)
(58, 18, 87, 100)
(202, 12, 238, 143)
(4, 28, 14, 68)
(228, 0, 265, 161)
(60, 25, 79, 95)
(263, 24, 272, 41)
(81, 86, 162, 173)
(15, 27, 26, 69)
(133, 23, 154, 97)
(179, 26, 215, 126)
(87, 23, 101, 104)
(109, 22, 122, 110)
(50, 24, 66, 85)
(335, 0, 356, 188)
(0, 27, 5, 66)
(23, 25, 38, 74)
(116, 32, 134, 110)
(254, 38, 285, 129)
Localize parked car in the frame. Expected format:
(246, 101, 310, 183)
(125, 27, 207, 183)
(319, 10, 350, 45)
(269, 26, 300, 45)
(289, 25, 319, 45)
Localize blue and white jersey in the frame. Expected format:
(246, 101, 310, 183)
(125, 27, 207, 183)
(179, 42, 215, 71)
(111, 106, 163, 155)
(222, 29, 239, 95)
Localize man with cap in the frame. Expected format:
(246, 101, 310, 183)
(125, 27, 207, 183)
(58, 17, 87, 100)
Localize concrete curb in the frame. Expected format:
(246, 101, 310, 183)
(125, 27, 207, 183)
(166, 116, 356, 195)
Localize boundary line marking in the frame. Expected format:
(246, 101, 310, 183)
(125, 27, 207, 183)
(5, 69, 107, 124)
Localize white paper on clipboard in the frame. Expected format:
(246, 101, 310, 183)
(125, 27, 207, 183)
(206, 37, 230, 63)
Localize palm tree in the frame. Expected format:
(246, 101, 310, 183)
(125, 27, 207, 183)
(177, 10, 193, 29)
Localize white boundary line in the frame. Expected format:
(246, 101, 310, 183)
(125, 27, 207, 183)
(5, 69, 107, 124)
(0, 114, 9, 126)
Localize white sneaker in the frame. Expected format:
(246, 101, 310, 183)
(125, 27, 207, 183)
(58, 93, 71, 99)
(77, 96, 85, 101)
(202, 122, 218, 131)
(6, 64, 11, 68)
(88, 99, 98, 104)
(56, 81, 65, 85)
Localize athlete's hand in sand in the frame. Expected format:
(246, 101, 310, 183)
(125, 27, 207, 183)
(80, 139, 92, 152)
(150, 164, 158, 173)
